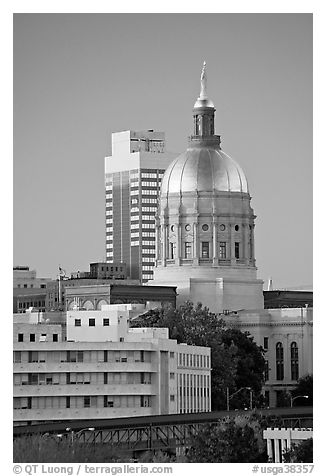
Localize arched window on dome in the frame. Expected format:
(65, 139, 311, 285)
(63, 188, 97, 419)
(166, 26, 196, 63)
(276, 342, 284, 381)
(290, 342, 299, 381)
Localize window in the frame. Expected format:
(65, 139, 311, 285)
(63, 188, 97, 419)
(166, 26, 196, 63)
(264, 360, 269, 381)
(103, 318, 110, 326)
(184, 242, 192, 258)
(263, 337, 269, 350)
(53, 334, 58, 342)
(170, 372, 175, 379)
(170, 395, 175, 402)
(89, 318, 96, 327)
(84, 396, 91, 408)
(170, 242, 175, 259)
(235, 242, 240, 259)
(18, 334, 23, 342)
(74, 319, 81, 327)
(170, 352, 174, 358)
(264, 391, 270, 408)
(276, 342, 284, 380)
(202, 224, 209, 231)
(14, 351, 21, 363)
(201, 242, 209, 258)
(219, 242, 226, 259)
(24, 284, 27, 288)
(40, 284, 46, 289)
(30, 334, 35, 342)
(290, 342, 299, 381)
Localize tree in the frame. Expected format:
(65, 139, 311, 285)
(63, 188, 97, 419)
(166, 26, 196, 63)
(13, 435, 123, 463)
(186, 415, 268, 463)
(283, 438, 313, 463)
(131, 301, 265, 410)
(291, 374, 313, 406)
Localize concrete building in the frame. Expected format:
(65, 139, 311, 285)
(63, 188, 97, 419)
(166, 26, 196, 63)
(151, 64, 264, 313)
(224, 307, 313, 408)
(13, 307, 211, 424)
(13, 266, 51, 290)
(46, 261, 139, 312)
(264, 290, 313, 309)
(104, 130, 178, 283)
(64, 283, 177, 311)
(13, 266, 52, 313)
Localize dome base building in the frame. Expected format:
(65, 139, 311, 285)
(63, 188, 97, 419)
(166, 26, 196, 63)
(151, 63, 264, 313)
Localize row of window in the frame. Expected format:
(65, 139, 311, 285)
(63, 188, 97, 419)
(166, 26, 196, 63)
(178, 373, 210, 413)
(275, 342, 299, 381)
(169, 223, 248, 232)
(178, 353, 210, 368)
(14, 350, 149, 364)
(18, 301, 46, 309)
(74, 317, 111, 327)
(166, 241, 246, 260)
(16, 284, 47, 289)
(17, 333, 58, 343)
(14, 371, 152, 386)
(14, 395, 152, 410)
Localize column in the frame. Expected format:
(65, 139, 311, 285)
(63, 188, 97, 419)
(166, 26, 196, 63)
(251, 225, 256, 265)
(162, 224, 168, 266)
(243, 222, 249, 264)
(155, 222, 160, 264)
(230, 223, 236, 265)
(175, 224, 181, 265)
(193, 222, 199, 265)
(267, 439, 273, 462)
(274, 439, 280, 463)
(213, 222, 218, 265)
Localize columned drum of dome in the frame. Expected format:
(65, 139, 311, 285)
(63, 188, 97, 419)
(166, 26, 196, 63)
(150, 63, 264, 313)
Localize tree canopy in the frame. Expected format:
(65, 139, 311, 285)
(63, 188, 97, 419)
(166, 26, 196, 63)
(292, 374, 313, 406)
(131, 301, 265, 410)
(186, 415, 268, 463)
(283, 438, 313, 463)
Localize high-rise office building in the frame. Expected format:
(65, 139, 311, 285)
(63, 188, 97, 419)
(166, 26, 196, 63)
(104, 130, 177, 283)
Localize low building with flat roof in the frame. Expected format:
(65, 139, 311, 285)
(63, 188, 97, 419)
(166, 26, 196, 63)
(13, 306, 211, 425)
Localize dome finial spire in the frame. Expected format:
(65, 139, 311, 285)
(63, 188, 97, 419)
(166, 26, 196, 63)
(200, 61, 208, 99)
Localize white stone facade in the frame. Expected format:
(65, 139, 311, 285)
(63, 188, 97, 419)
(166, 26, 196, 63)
(224, 307, 313, 407)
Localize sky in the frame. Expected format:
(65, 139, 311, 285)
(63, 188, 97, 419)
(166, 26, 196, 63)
(13, 13, 312, 289)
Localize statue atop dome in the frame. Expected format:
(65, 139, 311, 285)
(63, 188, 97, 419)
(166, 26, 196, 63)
(200, 61, 208, 99)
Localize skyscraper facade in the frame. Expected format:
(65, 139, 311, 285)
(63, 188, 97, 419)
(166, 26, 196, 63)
(104, 130, 177, 283)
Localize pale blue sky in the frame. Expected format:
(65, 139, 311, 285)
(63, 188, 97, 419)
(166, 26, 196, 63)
(13, 13, 312, 289)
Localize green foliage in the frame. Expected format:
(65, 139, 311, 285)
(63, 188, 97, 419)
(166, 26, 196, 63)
(132, 301, 265, 410)
(283, 438, 313, 463)
(186, 415, 268, 463)
(13, 435, 125, 463)
(292, 374, 313, 406)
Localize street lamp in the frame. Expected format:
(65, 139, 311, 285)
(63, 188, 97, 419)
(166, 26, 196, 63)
(226, 386, 253, 411)
(290, 395, 309, 407)
(65, 427, 95, 444)
(65, 427, 95, 457)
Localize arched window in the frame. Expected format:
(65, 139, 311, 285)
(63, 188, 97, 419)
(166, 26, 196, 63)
(276, 342, 284, 380)
(290, 342, 299, 381)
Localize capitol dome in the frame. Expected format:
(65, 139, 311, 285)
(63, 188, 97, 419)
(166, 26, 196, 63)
(160, 147, 249, 196)
(151, 62, 263, 314)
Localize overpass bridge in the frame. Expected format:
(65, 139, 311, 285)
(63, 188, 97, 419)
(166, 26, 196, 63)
(13, 407, 313, 454)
